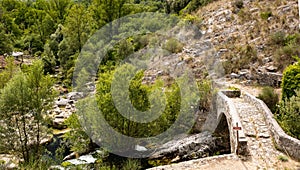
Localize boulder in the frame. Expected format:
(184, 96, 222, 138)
(0, 154, 19, 170)
(66, 92, 84, 100)
(52, 118, 66, 129)
(262, 57, 272, 64)
(55, 98, 70, 106)
(250, 8, 259, 13)
(230, 73, 239, 79)
(149, 131, 219, 162)
(266, 65, 278, 72)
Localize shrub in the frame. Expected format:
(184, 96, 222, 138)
(274, 45, 300, 70)
(281, 62, 300, 100)
(284, 33, 300, 45)
(270, 31, 286, 46)
(233, 0, 243, 9)
(232, 0, 243, 14)
(122, 159, 141, 170)
(276, 90, 300, 139)
(257, 86, 279, 113)
(198, 79, 213, 112)
(163, 38, 183, 53)
(260, 11, 272, 20)
(184, 0, 214, 13)
(277, 155, 289, 162)
(61, 161, 72, 167)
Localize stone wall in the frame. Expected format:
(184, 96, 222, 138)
(243, 92, 300, 161)
(214, 91, 248, 155)
(254, 72, 282, 87)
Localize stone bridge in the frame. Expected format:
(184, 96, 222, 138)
(150, 89, 300, 169)
(209, 90, 248, 155)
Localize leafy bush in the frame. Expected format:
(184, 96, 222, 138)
(271, 32, 300, 70)
(222, 45, 257, 73)
(163, 38, 183, 53)
(274, 46, 299, 70)
(198, 79, 213, 112)
(276, 90, 300, 139)
(277, 155, 289, 162)
(63, 113, 91, 153)
(284, 33, 300, 45)
(233, 0, 243, 9)
(61, 161, 72, 167)
(260, 11, 272, 20)
(122, 159, 141, 170)
(270, 31, 286, 46)
(183, 0, 214, 13)
(281, 62, 300, 100)
(0, 160, 5, 165)
(257, 86, 279, 113)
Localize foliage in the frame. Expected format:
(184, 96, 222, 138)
(0, 60, 55, 163)
(222, 45, 257, 73)
(281, 62, 300, 100)
(227, 86, 240, 91)
(257, 86, 279, 113)
(63, 113, 91, 153)
(198, 79, 213, 112)
(276, 90, 300, 139)
(0, 57, 19, 89)
(233, 0, 243, 9)
(271, 32, 300, 70)
(260, 11, 272, 20)
(94, 65, 182, 144)
(165, 0, 191, 14)
(277, 155, 289, 162)
(163, 38, 184, 53)
(61, 161, 72, 167)
(19, 155, 53, 170)
(270, 31, 286, 46)
(122, 159, 141, 170)
(0, 0, 175, 87)
(181, 0, 215, 14)
(0, 0, 214, 167)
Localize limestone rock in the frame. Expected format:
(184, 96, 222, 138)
(66, 92, 84, 100)
(55, 98, 70, 106)
(149, 131, 218, 162)
(266, 65, 278, 72)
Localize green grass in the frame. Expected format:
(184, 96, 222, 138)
(278, 155, 289, 162)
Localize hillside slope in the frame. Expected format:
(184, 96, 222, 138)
(196, 0, 299, 86)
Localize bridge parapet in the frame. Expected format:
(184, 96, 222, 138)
(243, 92, 300, 161)
(215, 91, 248, 155)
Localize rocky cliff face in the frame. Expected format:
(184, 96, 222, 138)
(196, 0, 299, 86)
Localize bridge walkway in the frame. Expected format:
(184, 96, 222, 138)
(231, 97, 286, 169)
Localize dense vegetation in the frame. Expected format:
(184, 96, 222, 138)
(276, 62, 300, 139)
(0, 59, 55, 167)
(0, 0, 213, 87)
(258, 61, 300, 140)
(0, 0, 216, 169)
(1, 0, 299, 168)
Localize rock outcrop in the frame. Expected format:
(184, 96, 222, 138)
(149, 131, 224, 163)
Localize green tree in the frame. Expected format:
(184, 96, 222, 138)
(63, 113, 91, 153)
(276, 90, 300, 139)
(63, 3, 93, 52)
(0, 60, 55, 163)
(57, 4, 93, 86)
(258, 86, 279, 113)
(0, 23, 13, 54)
(0, 57, 19, 88)
(281, 61, 300, 100)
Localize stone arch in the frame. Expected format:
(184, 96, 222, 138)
(214, 112, 231, 154)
